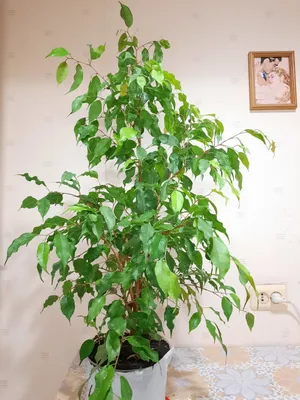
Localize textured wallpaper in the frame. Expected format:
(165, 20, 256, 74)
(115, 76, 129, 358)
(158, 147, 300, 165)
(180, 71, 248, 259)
(1, 1, 300, 399)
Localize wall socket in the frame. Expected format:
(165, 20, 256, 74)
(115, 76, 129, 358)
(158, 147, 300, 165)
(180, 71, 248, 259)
(250, 284, 286, 311)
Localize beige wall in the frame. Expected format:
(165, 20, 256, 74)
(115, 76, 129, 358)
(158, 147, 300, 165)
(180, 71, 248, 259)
(1, 0, 300, 399)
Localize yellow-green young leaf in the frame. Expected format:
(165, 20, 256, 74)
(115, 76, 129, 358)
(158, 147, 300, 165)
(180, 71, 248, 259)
(56, 61, 68, 84)
(53, 232, 72, 267)
(88, 295, 106, 322)
(68, 64, 83, 93)
(189, 311, 202, 332)
(171, 190, 184, 213)
(238, 152, 249, 170)
(151, 69, 164, 84)
(221, 296, 233, 321)
(155, 260, 181, 300)
(89, 100, 102, 123)
(89, 44, 106, 60)
(71, 94, 86, 114)
(246, 312, 255, 331)
(46, 47, 69, 58)
(209, 237, 230, 278)
(160, 39, 171, 49)
(37, 242, 50, 271)
(20, 196, 37, 209)
(137, 76, 146, 90)
(60, 294, 75, 321)
(119, 2, 133, 28)
(79, 339, 95, 363)
(120, 376, 132, 400)
(100, 206, 116, 231)
(120, 127, 137, 141)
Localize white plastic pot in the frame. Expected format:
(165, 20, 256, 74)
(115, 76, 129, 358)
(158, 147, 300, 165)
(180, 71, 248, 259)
(86, 343, 174, 400)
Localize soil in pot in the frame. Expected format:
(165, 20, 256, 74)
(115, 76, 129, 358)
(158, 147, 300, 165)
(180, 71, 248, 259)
(89, 336, 170, 371)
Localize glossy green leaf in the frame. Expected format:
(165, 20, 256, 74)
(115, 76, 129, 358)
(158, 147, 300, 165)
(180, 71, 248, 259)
(171, 190, 184, 213)
(164, 306, 178, 336)
(88, 137, 112, 167)
(246, 312, 255, 331)
(238, 152, 249, 169)
(155, 260, 181, 300)
(37, 198, 51, 219)
(18, 173, 46, 187)
(20, 196, 37, 209)
(151, 234, 167, 260)
(53, 232, 72, 267)
(6, 232, 37, 263)
(106, 330, 121, 363)
(62, 280, 72, 295)
(120, 376, 132, 400)
(118, 32, 128, 52)
(56, 61, 68, 84)
(45, 192, 63, 205)
(137, 76, 146, 90)
(88, 295, 106, 322)
(209, 237, 230, 278)
(119, 2, 133, 27)
(60, 294, 75, 321)
(80, 170, 98, 179)
(189, 310, 202, 332)
(69, 64, 83, 93)
(221, 296, 233, 321)
(91, 365, 114, 400)
(89, 100, 102, 123)
(108, 317, 127, 336)
(71, 94, 86, 114)
(37, 242, 50, 271)
(160, 39, 171, 49)
(100, 206, 115, 231)
(46, 47, 69, 57)
(245, 129, 266, 145)
(151, 69, 164, 84)
(79, 339, 94, 363)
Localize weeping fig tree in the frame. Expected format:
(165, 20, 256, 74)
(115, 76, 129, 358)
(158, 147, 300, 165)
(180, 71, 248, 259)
(6, 2, 274, 399)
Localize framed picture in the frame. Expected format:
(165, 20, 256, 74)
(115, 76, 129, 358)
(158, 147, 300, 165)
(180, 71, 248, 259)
(248, 51, 297, 110)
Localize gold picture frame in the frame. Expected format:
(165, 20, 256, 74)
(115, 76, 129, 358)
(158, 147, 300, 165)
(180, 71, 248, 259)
(248, 51, 297, 110)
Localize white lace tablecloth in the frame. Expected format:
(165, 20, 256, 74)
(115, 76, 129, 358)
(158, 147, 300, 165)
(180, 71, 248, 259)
(56, 346, 300, 400)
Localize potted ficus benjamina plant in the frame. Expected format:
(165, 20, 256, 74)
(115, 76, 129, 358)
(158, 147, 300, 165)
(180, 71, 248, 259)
(6, 3, 275, 400)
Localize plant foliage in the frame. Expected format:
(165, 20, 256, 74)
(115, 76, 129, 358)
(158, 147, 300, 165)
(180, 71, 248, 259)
(7, 3, 274, 399)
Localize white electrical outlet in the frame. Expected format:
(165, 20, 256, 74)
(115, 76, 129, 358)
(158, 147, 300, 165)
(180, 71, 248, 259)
(250, 284, 286, 311)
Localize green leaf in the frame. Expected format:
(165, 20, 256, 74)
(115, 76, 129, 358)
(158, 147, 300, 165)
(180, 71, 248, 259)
(42, 295, 59, 310)
(160, 39, 171, 49)
(164, 306, 178, 336)
(108, 317, 126, 336)
(198, 218, 213, 241)
(37, 242, 50, 271)
(45, 192, 63, 205)
(245, 129, 266, 145)
(153, 41, 163, 63)
(106, 330, 120, 363)
(94, 344, 108, 364)
(56, 61, 68, 84)
(88, 137, 112, 167)
(189, 311, 202, 332)
(151, 234, 167, 260)
(206, 319, 217, 342)
(230, 293, 241, 310)
(6, 232, 37, 263)
(37, 198, 51, 219)
(120, 127, 137, 141)
(100, 206, 116, 231)
(142, 48, 149, 62)
(89, 44, 106, 60)
(119, 2, 133, 27)
(89, 100, 102, 123)
(88, 295, 106, 322)
(118, 32, 128, 52)
(18, 173, 46, 187)
(62, 280, 72, 295)
(246, 312, 255, 331)
(136, 146, 147, 161)
(238, 152, 249, 170)
(80, 170, 98, 179)
(46, 47, 69, 57)
(79, 339, 94, 363)
(53, 232, 72, 267)
(221, 296, 233, 321)
(137, 76, 146, 90)
(155, 260, 181, 300)
(210, 237, 230, 278)
(69, 64, 83, 93)
(120, 376, 132, 400)
(71, 94, 86, 114)
(171, 190, 184, 213)
(91, 366, 114, 400)
(20, 196, 37, 209)
(60, 294, 75, 321)
(151, 69, 164, 84)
